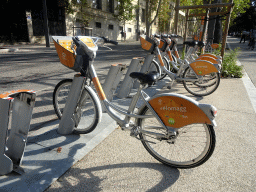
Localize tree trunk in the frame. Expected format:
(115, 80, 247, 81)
(145, 0, 162, 36)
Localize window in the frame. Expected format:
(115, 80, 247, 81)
(92, 0, 102, 9)
(142, 9, 146, 23)
(108, 0, 114, 13)
(128, 28, 132, 32)
(96, 22, 101, 28)
(109, 24, 114, 30)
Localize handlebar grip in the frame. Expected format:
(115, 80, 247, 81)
(101, 37, 118, 45)
(109, 40, 118, 45)
(72, 37, 80, 46)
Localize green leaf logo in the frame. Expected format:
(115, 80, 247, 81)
(168, 118, 175, 125)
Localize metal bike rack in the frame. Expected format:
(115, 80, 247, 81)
(133, 54, 155, 89)
(117, 57, 144, 98)
(58, 74, 85, 135)
(0, 90, 36, 176)
(103, 64, 126, 101)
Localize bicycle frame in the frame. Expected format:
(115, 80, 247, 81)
(88, 62, 167, 131)
(56, 35, 217, 137)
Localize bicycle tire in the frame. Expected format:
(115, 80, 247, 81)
(149, 57, 170, 80)
(137, 106, 216, 169)
(148, 59, 162, 79)
(53, 79, 101, 134)
(73, 85, 101, 134)
(182, 67, 220, 96)
(53, 79, 73, 119)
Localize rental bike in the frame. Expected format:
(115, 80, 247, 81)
(52, 35, 217, 169)
(144, 35, 222, 96)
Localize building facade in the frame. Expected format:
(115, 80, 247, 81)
(0, 0, 187, 44)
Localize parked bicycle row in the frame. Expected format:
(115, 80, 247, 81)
(49, 34, 221, 169)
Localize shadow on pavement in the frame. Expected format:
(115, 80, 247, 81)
(45, 162, 180, 192)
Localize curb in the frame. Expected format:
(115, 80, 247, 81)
(0, 48, 19, 53)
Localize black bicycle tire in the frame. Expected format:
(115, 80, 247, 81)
(53, 79, 73, 119)
(53, 79, 100, 134)
(182, 67, 220, 96)
(137, 105, 216, 169)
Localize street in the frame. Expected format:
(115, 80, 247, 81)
(227, 36, 256, 87)
(0, 41, 146, 130)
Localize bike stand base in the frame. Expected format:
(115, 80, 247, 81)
(12, 164, 25, 175)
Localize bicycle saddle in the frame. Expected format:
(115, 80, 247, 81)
(183, 41, 198, 47)
(130, 71, 160, 86)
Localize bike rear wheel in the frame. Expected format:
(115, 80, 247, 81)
(53, 79, 101, 134)
(182, 67, 220, 96)
(137, 106, 216, 169)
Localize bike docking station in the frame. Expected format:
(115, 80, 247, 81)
(0, 90, 36, 176)
(58, 74, 85, 135)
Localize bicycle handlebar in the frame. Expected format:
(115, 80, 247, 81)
(101, 37, 118, 45)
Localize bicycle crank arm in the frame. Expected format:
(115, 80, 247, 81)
(131, 135, 156, 144)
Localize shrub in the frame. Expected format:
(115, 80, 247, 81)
(221, 47, 243, 78)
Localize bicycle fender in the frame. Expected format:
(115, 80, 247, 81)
(196, 56, 218, 64)
(199, 54, 222, 62)
(144, 93, 216, 128)
(189, 60, 219, 76)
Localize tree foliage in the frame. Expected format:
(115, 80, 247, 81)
(115, 0, 135, 25)
(64, 0, 91, 26)
(158, 0, 171, 33)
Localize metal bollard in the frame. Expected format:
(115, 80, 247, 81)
(133, 54, 155, 89)
(0, 97, 13, 176)
(116, 57, 144, 99)
(102, 64, 126, 101)
(0, 90, 36, 175)
(58, 74, 85, 135)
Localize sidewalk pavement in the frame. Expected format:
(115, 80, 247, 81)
(1, 39, 256, 192)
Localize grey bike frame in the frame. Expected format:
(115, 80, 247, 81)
(88, 63, 167, 131)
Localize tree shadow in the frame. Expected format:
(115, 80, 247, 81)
(45, 162, 180, 192)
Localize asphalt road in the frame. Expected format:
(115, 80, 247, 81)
(0, 42, 146, 93)
(0, 41, 147, 130)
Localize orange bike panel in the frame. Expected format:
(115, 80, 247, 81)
(190, 61, 218, 76)
(200, 53, 218, 60)
(211, 43, 219, 49)
(53, 40, 76, 68)
(0, 90, 34, 99)
(149, 96, 211, 128)
(92, 77, 106, 100)
(158, 40, 165, 49)
(140, 36, 154, 52)
(196, 56, 218, 64)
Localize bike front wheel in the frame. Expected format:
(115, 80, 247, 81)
(137, 106, 216, 169)
(53, 79, 73, 119)
(149, 57, 170, 81)
(53, 79, 101, 134)
(182, 67, 220, 96)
